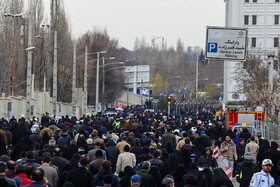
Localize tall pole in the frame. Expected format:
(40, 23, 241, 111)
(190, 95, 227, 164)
(268, 54, 274, 91)
(102, 57, 105, 95)
(140, 79, 143, 105)
(26, 18, 32, 120)
(83, 46, 88, 115)
(11, 18, 15, 96)
(196, 53, 198, 98)
(127, 78, 129, 106)
(95, 52, 100, 113)
(46, 25, 51, 91)
(52, 31, 57, 116)
(72, 42, 77, 114)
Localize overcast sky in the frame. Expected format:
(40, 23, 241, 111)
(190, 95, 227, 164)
(59, 0, 225, 50)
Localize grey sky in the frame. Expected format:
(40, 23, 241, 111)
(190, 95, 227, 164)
(62, 0, 225, 50)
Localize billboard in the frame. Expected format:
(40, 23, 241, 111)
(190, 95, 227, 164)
(206, 27, 248, 61)
(125, 65, 150, 84)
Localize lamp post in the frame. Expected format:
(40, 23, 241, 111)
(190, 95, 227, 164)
(165, 76, 181, 95)
(4, 13, 22, 96)
(102, 57, 115, 95)
(95, 51, 106, 113)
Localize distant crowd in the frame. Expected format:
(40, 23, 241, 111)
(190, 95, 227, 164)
(0, 105, 279, 187)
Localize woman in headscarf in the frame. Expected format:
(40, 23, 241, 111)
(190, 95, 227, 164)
(148, 167, 162, 187)
(120, 166, 135, 187)
(185, 162, 207, 187)
(257, 139, 270, 169)
(211, 168, 234, 187)
(170, 164, 185, 186)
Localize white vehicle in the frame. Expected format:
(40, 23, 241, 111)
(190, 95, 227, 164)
(232, 123, 257, 135)
(144, 109, 155, 113)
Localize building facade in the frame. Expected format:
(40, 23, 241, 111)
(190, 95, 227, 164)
(224, 0, 280, 102)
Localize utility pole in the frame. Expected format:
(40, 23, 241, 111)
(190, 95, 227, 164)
(72, 42, 77, 115)
(26, 18, 32, 120)
(83, 46, 88, 115)
(52, 31, 57, 116)
(140, 79, 143, 105)
(95, 52, 100, 113)
(268, 54, 274, 90)
(46, 25, 51, 91)
(196, 53, 198, 98)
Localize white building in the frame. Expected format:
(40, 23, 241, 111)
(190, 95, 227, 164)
(223, 0, 280, 102)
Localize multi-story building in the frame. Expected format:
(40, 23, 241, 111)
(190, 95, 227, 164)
(223, 0, 280, 102)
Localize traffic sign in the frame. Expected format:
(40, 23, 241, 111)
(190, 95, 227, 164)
(205, 26, 248, 61)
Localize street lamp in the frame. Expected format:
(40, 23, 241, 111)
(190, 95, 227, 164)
(4, 13, 23, 96)
(165, 76, 181, 95)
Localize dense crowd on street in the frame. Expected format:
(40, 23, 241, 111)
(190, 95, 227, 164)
(0, 105, 279, 187)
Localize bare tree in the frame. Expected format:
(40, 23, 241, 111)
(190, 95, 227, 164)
(234, 56, 280, 122)
(76, 28, 125, 105)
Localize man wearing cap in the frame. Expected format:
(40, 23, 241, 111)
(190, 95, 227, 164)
(249, 159, 274, 187)
(131, 174, 141, 187)
(235, 152, 259, 187)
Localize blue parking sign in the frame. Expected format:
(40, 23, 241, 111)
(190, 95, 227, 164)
(207, 43, 218, 53)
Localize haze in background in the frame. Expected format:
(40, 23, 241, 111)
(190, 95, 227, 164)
(50, 0, 226, 50)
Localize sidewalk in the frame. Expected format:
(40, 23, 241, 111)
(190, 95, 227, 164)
(217, 155, 239, 187)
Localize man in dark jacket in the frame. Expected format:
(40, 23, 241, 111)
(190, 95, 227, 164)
(51, 148, 68, 174)
(105, 139, 119, 173)
(162, 128, 176, 148)
(239, 128, 251, 144)
(235, 152, 259, 187)
(130, 138, 143, 164)
(66, 157, 94, 187)
(197, 147, 218, 168)
(263, 141, 280, 182)
(94, 160, 120, 187)
(236, 138, 245, 162)
(194, 131, 211, 155)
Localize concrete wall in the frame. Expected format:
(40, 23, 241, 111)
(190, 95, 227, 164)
(0, 90, 93, 120)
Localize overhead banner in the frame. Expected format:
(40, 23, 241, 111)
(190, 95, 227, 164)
(206, 27, 248, 61)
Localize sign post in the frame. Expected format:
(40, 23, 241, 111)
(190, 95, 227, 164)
(206, 27, 248, 61)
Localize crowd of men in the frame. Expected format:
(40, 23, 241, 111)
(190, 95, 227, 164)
(0, 105, 279, 187)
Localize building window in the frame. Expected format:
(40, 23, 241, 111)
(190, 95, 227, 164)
(276, 0, 280, 2)
(244, 15, 249, 25)
(274, 37, 279, 47)
(245, 0, 249, 2)
(253, 0, 257, 2)
(275, 15, 279, 24)
(252, 15, 257, 25)
(252, 37, 256, 47)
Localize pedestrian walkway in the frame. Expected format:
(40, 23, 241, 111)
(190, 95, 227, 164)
(217, 154, 239, 187)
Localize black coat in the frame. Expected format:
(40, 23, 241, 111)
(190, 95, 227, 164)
(207, 127, 217, 140)
(236, 143, 245, 162)
(51, 156, 69, 174)
(239, 129, 251, 143)
(66, 167, 94, 187)
(185, 169, 208, 187)
(130, 145, 143, 163)
(235, 161, 259, 187)
(194, 135, 211, 155)
(211, 168, 233, 187)
(105, 141, 120, 173)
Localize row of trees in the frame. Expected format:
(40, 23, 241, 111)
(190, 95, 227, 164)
(0, 0, 125, 105)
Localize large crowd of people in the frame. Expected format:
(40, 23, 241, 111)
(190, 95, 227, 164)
(0, 105, 279, 187)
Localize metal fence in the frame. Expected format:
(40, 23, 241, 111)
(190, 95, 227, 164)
(253, 120, 280, 143)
